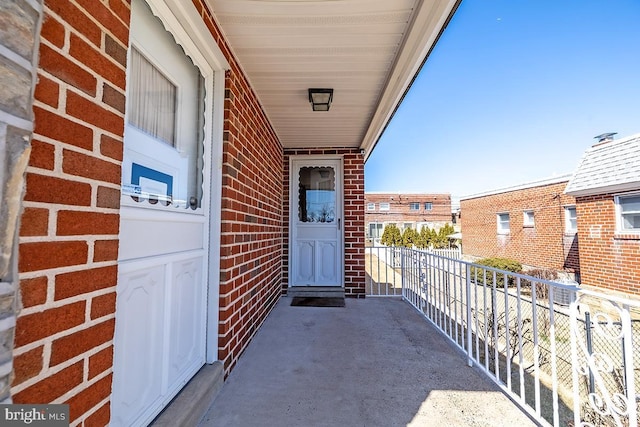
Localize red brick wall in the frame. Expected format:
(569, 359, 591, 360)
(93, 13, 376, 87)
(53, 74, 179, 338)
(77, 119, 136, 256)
(365, 193, 452, 229)
(14, 0, 129, 424)
(193, 2, 285, 374)
(461, 182, 579, 274)
(283, 149, 366, 297)
(15, 0, 286, 421)
(576, 194, 640, 296)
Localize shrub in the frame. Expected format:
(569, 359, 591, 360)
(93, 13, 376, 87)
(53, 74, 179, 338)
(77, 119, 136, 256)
(522, 268, 558, 300)
(380, 224, 402, 247)
(470, 258, 522, 287)
(402, 227, 418, 248)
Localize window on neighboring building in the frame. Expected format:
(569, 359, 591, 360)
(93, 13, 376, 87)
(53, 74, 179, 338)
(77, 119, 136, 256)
(523, 210, 535, 227)
(368, 222, 384, 238)
(367, 202, 375, 211)
(497, 213, 510, 234)
(616, 193, 640, 232)
(409, 202, 420, 210)
(424, 202, 433, 211)
(379, 202, 390, 211)
(403, 223, 413, 231)
(565, 206, 577, 233)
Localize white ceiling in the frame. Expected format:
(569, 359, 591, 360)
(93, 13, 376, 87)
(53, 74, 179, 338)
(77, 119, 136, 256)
(207, 0, 458, 158)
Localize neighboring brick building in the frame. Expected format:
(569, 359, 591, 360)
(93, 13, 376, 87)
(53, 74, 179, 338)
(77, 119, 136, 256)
(365, 193, 452, 241)
(460, 176, 579, 278)
(565, 133, 640, 297)
(2, 0, 457, 425)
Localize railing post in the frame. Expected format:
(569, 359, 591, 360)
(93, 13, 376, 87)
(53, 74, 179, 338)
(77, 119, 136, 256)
(465, 263, 472, 367)
(400, 247, 406, 298)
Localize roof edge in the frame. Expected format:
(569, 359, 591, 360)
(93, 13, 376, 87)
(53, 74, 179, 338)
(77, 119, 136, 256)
(461, 174, 573, 201)
(360, 0, 461, 161)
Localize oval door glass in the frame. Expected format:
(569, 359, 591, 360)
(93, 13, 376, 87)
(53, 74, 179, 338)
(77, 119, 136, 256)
(298, 166, 335, 223)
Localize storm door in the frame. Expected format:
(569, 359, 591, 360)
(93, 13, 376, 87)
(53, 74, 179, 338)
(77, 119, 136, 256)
(111, 0, 225, 425)
(290, 158, 343, 287)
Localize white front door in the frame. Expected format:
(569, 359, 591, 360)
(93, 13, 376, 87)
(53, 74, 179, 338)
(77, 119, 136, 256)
(290, 158, 343, 287)
(112, 0, 223, 425)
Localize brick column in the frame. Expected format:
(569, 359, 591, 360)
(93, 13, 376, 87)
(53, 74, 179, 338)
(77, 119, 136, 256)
(0, 0, 43, 402)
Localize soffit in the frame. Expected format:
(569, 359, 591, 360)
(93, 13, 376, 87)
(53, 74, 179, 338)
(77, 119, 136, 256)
(207, 0, 458, 157)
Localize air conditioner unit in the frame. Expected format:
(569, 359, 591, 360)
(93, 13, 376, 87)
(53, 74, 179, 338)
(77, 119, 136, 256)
(553, 278, 579, 306)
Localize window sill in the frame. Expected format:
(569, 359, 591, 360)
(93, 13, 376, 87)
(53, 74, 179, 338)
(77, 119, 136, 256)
(523, 225, 535, 229)
(614, 233, 640, 241)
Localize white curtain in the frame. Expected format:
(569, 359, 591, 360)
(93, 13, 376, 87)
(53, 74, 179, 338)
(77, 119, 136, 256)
(128, 47, 176, 146)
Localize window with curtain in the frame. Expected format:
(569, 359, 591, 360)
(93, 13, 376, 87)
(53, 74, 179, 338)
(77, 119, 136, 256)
(128, 47, 177, 147)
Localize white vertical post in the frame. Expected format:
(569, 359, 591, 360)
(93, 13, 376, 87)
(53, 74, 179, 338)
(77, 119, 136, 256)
(466, 263, 472, 367)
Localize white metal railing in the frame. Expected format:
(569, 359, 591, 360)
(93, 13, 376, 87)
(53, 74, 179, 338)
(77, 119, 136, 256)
(364, 246, 640, 427)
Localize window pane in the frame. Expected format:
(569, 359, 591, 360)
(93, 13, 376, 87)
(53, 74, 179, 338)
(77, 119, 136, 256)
(380, 203, 390, 211)
(565, 207, 577, 231)
(298, 167, 335, 223)
(620, 196, 640, 212)
(124, 19, 206, 210)
(367, 203, 375, 211)
(424, 202, 432, 210)
(498, 213, 510, 232)
(410, 203, 419, 210)
(622, 213, 640, 230)
(129, 47, 176, 146)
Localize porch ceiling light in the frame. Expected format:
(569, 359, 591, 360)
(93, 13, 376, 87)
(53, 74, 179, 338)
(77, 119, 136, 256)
(308, 88, 333, 111)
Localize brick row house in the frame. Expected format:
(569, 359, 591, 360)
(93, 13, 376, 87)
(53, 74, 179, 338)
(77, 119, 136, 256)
(460, 132, 640, 298)
(365, 193, 452, 242)
(564, 133, 640, 297)
(460, 175, 579, 279)
(0, 0, 459, 425)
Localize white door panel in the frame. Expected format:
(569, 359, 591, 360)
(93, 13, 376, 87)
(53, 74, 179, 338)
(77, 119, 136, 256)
(112, 264, 166, 427)
(118, 210, 205, 260)
(167, 257, 205, 385)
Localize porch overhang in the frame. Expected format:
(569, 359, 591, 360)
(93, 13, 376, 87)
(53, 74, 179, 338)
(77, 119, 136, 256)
(207, 0, 460, 160)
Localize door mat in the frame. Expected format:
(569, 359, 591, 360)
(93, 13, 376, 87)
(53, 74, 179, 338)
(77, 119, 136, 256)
(290, 297, 345, 307)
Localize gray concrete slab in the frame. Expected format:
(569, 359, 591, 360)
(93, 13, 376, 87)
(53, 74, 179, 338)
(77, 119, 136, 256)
(200, 297, 539, 427)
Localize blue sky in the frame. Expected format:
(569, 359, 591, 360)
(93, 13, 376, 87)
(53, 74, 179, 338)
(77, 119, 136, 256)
(365, 1, 640, 202)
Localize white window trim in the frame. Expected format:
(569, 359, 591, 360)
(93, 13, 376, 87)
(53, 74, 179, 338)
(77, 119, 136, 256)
(367, 202, 375, 211)
(497, 212, 510, 234)
(379, 202, 390, 211)
(564, 205, 577, 233)
(523, 210, 534, 227)
(615, 191, 640, 233)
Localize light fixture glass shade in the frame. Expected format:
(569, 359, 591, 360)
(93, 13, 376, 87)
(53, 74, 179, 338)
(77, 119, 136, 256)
(308, 88, 333, 111)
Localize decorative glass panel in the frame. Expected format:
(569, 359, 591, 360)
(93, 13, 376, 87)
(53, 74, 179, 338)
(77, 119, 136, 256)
(298, 167, 335, 223)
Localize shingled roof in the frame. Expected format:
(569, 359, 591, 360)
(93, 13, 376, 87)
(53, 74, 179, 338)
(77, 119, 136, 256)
(565, 133, 640, 197)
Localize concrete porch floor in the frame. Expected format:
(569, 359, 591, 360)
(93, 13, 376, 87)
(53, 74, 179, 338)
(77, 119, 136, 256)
(199, 297, 539, 427)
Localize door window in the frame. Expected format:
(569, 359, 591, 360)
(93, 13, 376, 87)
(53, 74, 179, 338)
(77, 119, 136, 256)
(298, 166, 335, 223)
(122, 1, 206, 210)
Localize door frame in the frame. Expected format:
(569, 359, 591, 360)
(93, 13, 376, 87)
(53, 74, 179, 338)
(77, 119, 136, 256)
(288, 155, 344, 287)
